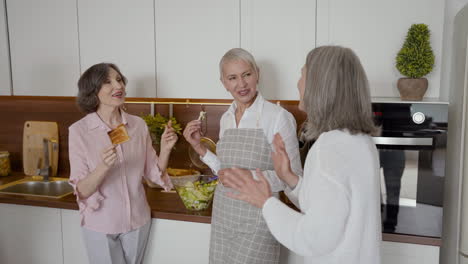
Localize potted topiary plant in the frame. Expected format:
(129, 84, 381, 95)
(395, 23, 435, 101)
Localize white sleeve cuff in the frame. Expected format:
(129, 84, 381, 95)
(201, 149, 216, 162)
(284, 176, 302, 208)
(200, 149, 220, 174)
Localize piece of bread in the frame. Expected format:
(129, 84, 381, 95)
(108, 124, 130, 145)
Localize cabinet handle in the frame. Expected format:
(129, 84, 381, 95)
(372, 137, 433, 146)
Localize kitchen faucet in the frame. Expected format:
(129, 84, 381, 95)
(36, 138, 57, 181)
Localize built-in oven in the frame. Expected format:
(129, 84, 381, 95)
(373, 102, 448, 238)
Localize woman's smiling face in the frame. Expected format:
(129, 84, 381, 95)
(221, 59, 259, 106)
(97, 67, 126, 109)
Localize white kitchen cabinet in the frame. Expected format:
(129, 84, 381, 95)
(61, 209, 88, 264)
(381, 241, 439, 264)
(0, 0, 11, 95)
(278, 240, 440, 264)
(0, 203, 63, 264)
(155, 0, 240, 99)
(240, 0, 316, 100)
(77, 0, 157, 98)
(6, 0, 80, 96)
(62, 212, 212, 264)
(144, 218, 211, 264)
(316, 0, 445, 99)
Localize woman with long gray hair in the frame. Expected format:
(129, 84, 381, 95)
(221, 46, 382, 264)
(183, 48, 303, 264)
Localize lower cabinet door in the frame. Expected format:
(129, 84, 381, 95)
(381, 241, 440, 264)
(61, 209, 88, 264)
(278, 240, 440, 264)
(0, 203, 63, 264)
(144, 219, 211, 264)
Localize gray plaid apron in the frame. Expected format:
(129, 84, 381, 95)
(209, 125, 280, 264)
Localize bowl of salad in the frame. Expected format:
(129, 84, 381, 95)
(169, 175, 218, 211)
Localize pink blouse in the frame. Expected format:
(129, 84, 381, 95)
(68, 111, 173, 234)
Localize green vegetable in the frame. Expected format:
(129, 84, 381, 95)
(175, 179, 218, 211)
(141, 113, 182, 145)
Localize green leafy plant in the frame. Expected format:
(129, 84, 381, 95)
(396, 24, 435, 78)
(142, 113, 182, 145)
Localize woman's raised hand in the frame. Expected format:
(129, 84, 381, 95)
(101, 145, 117, 169)
(160, 120, 178, 152)
(183, 120, 207, 156)
(222, 168, 272, 208)
(272, 133, 299, 188)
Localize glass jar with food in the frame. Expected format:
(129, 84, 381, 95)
(0, 151, 11, 176)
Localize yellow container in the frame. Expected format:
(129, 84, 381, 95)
(0, 151, 11, 176)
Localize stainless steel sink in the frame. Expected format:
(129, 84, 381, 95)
(0, 176, 74, 199)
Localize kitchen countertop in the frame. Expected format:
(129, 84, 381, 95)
(0, 172, 211, 223)
(0, 172, 441, 246)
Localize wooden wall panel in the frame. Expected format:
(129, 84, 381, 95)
(0, 96, 302, 177)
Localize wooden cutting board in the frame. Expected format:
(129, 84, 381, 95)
(22, 121, 59, 176)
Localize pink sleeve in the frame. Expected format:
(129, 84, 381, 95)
(143, 127, 173, 191)
(68, 126, 104, 223)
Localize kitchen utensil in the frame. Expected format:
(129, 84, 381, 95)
(188, 137, 216, 169)
(22, 121, 59, 176)
(169, 175, 218, 211)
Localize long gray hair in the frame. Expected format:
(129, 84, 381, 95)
(301, 46, 380, 141)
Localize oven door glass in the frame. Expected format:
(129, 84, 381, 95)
(378, 147, 443, 237)
(380, 149, 418, 208)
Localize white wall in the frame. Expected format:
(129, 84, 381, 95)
(240, 0, 316, 100)
(1, 0, 449, 100)
(78, 0, 157, 97)
(6, 0, 80, 96)
(154, 0, 239, 99)
(0, 0, 11, 95)
(317, 0, 445, 99)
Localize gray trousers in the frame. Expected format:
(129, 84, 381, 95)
(81, 221, 151, 264)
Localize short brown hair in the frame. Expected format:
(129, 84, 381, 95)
(301, 46, 380, 140)
(76, 63, 127, 114)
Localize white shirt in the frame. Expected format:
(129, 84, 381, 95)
(262, 130, 381, 264)
(201, 93, 303, 192)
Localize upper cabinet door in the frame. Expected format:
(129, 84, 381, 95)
(7, 0, 80, 96)
(0, 0, 11, 95)
(316, 0, 444, 98)
(241, 0, 316, 100)
(78, 0, 156, 98)
(155, 0, 240, 99)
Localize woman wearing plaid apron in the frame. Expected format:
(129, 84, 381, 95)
(221, 46, 382, 264)
(183, 48, 302, 264)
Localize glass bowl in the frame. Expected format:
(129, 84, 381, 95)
(170, 175, 218, 211)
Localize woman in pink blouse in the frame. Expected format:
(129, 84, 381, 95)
(68, 63, 177, 264)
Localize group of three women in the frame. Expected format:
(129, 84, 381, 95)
(69, 45, 381, 264)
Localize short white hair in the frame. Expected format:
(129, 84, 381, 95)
(219, 48, 259, 79)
